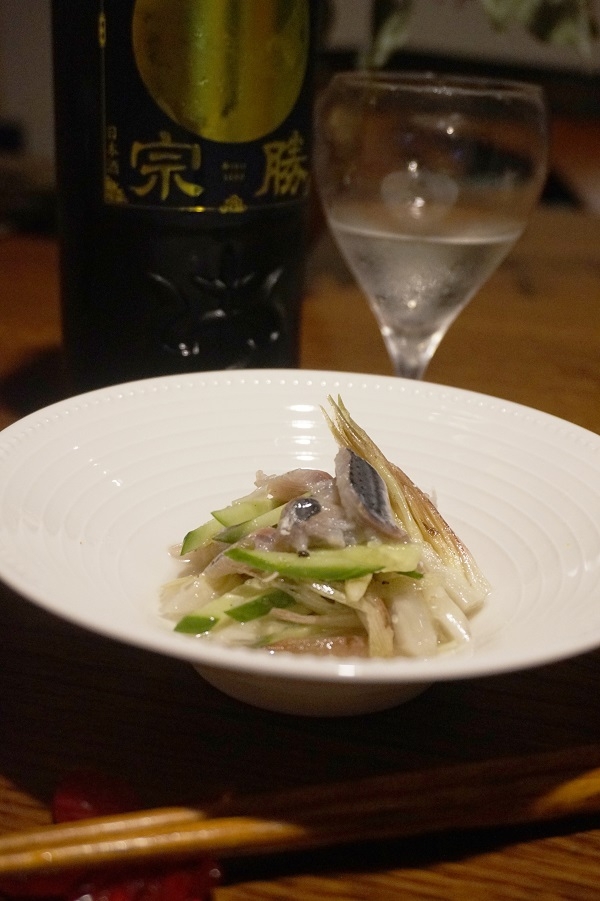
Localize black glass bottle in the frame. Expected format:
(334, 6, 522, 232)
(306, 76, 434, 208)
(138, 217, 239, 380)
(51, 0, 317, 391)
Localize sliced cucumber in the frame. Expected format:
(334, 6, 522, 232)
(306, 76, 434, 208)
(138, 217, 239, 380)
(215, 504, 285, 544)
(181, 496, 282, 555)
(174, 614, 217, 634)
(174, 584, 295, 634)
(180, 517, 223, 556)
(226, 588, 295, 622)
(225, 543, 421, 581)
(211, 495, 277, 527)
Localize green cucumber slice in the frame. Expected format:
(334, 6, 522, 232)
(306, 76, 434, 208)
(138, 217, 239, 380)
(174, 614, 217, 634)
(173, 584, 295, 634)
(215, 504, 285, 544)
(224, 543, 421, 581)
(181, 497, 282, 555)
(180, 517, 223, 556)
(211, 496, 277, 527)
(226, 588, 295, 622)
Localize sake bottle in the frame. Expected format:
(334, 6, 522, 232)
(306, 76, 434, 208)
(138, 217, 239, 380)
(51, 0, 318, 391)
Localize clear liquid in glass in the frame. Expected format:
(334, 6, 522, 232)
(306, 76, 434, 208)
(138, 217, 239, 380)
(329, 201, 521, 377)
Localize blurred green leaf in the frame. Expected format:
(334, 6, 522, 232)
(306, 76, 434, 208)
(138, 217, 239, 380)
(361, 0, 414, 68)
(482, 0, 599, 52)
(365, 0, 599, 66)
(481, 0, 542, 29)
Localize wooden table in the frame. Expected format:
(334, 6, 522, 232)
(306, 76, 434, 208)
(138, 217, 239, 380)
(550, 117, 600, 216)
(1, 206, 600, 898)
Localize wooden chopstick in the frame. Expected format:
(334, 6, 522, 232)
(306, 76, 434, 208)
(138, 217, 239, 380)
(0, 807, 207, 855)
(1, 745, 600, 876)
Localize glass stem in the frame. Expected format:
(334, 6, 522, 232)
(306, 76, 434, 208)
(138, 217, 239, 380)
(383, 332, 443, 381)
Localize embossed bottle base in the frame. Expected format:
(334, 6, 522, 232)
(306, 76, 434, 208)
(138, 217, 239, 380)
(61, 206, 307, 392)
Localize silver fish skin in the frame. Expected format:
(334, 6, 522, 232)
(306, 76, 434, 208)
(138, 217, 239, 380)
(335, 447, 408, 541)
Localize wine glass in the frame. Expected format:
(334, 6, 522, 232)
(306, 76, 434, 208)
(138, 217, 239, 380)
(314, 71, 548, 379)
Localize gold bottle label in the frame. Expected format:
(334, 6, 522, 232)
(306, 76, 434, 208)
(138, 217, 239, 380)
(101, 0, 311, 211)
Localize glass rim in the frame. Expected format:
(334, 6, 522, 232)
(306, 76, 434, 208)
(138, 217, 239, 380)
(330, 69, 545, 101)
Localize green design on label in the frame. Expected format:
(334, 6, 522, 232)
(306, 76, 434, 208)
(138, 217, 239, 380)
(132, 0, 309, 144)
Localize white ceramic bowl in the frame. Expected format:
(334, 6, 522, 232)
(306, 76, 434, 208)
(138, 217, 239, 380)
(1, 370, 600, 716)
